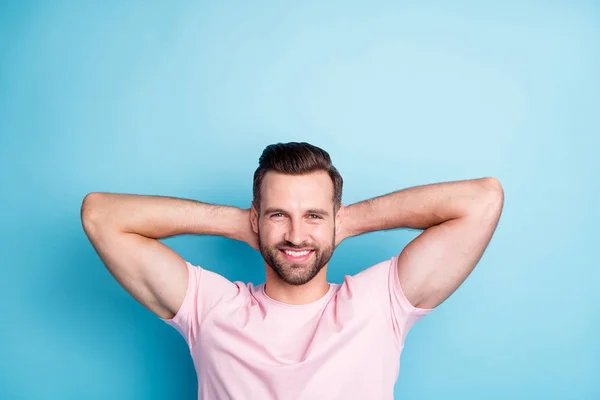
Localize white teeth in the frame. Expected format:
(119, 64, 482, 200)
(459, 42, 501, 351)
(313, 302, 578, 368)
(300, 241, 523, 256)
(284, 250, 311, 257)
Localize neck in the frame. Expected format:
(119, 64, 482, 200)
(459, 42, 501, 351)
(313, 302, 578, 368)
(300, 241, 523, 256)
(264, 266, 330, 305)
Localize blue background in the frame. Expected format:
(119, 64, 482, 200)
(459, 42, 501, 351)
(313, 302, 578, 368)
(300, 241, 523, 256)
(1, 1, 598, 399)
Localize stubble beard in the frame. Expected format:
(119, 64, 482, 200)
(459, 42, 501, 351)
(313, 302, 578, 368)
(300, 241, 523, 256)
(258, 227, 336, 286)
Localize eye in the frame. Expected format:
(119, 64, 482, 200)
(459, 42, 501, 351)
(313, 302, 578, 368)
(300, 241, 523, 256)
(308, 214, 322, 219)
(272, 213, 284, 218)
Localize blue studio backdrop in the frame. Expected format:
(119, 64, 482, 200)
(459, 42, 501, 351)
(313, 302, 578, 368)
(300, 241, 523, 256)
(1, 1, 598, 399)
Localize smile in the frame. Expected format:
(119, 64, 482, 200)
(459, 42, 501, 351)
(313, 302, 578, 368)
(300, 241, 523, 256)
(279, 249, 314, 262)
(283, 249, 311, 256)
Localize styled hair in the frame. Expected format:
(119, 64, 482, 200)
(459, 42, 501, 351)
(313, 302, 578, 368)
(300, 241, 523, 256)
(252, 142, 343, 213)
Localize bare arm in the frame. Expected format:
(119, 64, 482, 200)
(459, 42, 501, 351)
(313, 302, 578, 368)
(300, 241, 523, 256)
(80, 193, 257, 319)
(340, 177, 504, 309)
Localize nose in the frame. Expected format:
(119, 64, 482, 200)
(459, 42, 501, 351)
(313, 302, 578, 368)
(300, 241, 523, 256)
(284, 218, 308, 246)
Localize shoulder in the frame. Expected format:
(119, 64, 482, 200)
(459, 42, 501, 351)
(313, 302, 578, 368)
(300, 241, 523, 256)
(344, 255, 434, 316)
(173, 261, 256, 318)
(346, 256, 396, 289)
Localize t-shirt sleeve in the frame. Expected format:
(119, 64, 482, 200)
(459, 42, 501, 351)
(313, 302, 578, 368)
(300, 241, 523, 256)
(350, 255, 435, 344)
(161, 261, 239, 350)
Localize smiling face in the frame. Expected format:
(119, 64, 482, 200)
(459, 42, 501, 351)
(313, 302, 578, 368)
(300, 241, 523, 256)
(251, 170, 340, 286)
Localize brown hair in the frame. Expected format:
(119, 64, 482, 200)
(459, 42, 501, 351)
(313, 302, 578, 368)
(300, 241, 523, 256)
(252, 142, 343, 213)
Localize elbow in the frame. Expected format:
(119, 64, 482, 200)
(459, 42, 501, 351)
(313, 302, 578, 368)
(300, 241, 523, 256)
(481, 177, 504, 198)
(81, 192, 101, 217)
(80, 192, 109, 231)
(478, 177, 504, 215)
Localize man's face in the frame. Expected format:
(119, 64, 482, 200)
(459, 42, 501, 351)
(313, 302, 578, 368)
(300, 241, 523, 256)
(252, 171, 340, 286)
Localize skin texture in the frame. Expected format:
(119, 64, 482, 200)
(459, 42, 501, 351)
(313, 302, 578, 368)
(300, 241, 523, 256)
(81, 193, 251, 320)
(341, 177, 504, 309)
(250, 171, 343, 305)
(81, 170, 503, 318)
(250, 172, 504, 309)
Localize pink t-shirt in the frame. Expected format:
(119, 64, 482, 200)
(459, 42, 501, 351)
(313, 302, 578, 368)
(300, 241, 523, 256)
(162, 255, 434, 399)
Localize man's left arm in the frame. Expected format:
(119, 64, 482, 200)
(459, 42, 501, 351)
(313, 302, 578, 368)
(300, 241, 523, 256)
(339, 177, 504, 309)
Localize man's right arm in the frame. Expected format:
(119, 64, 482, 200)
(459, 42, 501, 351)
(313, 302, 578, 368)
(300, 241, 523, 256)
(80, 193, 256, 320)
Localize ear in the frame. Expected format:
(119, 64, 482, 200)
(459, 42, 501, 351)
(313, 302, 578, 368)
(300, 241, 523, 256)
(250, 203, 259, 234)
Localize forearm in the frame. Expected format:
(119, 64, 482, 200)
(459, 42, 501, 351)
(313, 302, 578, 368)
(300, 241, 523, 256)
(343, 177, 503, 237)
(81, 192, 248, 241)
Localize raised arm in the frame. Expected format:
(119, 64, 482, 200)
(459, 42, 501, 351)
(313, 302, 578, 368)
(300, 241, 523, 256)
(340, 177, 504, 309)
(80, 193, 257, 319)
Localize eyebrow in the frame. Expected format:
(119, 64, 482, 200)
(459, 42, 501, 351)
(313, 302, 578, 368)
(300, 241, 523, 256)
(263, 207, 331, 217)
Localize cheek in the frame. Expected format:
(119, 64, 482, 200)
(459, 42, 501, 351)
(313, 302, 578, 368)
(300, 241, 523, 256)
(312, 225, 335, 243)
(259, 225, 282, 244)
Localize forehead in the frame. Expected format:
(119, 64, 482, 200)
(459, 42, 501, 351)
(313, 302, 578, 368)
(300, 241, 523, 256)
(260, 171, 334, 211)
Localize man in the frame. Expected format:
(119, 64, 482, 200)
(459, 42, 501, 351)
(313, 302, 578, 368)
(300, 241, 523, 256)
(81, 142, 504, 399)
